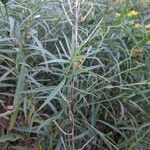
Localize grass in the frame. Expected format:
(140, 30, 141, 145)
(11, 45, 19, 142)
(0, 0, 150, 149)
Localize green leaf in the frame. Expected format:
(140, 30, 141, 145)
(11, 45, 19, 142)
(0, 0, 8, 6)
(0, 134, 23, 142)
(9, 108, 20, 130)
(38, 79, 66, 111)
(13, 64, 26, 107)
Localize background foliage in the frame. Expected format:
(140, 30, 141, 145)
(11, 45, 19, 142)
(0, 0, 150, 149)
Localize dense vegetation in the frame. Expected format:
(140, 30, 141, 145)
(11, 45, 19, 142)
(0, 0, 150, 149)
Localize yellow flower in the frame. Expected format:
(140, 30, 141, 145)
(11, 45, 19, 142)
(144, 24, 150, 29)
(131, 48, 144, 61)
(116, 13, 121, 17)
(128, 10, 138, 17)
(72, 57, 84, 69)
(115, 0, 124, 4)
(134, 23, 141, 28)
(115, 0, 120, 4)
(146, 41, 150, 45)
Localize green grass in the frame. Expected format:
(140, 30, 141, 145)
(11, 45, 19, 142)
(0, 0, 150, 149)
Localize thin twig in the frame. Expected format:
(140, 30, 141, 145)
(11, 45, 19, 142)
(54, 120, 73, 136)
(78, 136, 94, 150)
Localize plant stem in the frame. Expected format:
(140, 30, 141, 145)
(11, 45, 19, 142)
(70, 0, 81, 149)
(4, 5, 9, 21)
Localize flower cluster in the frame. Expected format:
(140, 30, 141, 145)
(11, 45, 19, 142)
(133, 23, 150, 30)
(131, 48, 144, 61)
(144, 24, 150, 29)
(128, 10, 138, 17)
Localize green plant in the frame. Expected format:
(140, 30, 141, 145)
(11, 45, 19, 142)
(0, 0, 150, 149)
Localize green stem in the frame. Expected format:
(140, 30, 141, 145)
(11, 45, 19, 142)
(4, 4, 9, 21)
